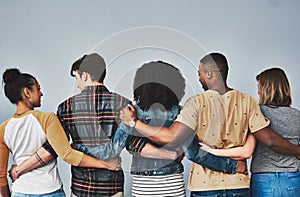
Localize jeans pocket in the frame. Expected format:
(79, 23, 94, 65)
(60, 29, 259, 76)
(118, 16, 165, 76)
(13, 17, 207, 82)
(286, 172, 300, 195)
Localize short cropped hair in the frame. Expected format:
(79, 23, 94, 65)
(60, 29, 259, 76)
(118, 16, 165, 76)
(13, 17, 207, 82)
(200, 52, 229, 82)
(70, 53, 106, 83)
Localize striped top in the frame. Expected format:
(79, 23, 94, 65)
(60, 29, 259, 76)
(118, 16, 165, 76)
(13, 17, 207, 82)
(131, 174, 185, 197)
(56, 85, 129, 197)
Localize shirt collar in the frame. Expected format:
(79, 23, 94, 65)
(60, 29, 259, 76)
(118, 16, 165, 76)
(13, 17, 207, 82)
(81, 85, 109, 94)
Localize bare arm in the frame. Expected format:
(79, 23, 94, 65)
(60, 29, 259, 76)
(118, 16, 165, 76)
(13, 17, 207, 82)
(252, 126, 300, 156)
(120, 105, 248, 174)
(0, 185, 10, 197)
(46, 114, 121, 170)
(120, 104, 193, 145)
(200, 133, 256, 160)
(9, 146, 121, 182)
(0, 139, 11, 196)
(139, 143, 178, 160)
(9, 113, 122, 181)
(75, 123, 178, 161)
(9, 147, 54, 182)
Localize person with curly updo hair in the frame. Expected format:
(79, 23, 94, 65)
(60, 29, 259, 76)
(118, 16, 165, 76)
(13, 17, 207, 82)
(0, 68, 120, 197)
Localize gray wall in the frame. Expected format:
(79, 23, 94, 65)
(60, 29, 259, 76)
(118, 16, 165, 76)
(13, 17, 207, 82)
(1, 1, 299, 196)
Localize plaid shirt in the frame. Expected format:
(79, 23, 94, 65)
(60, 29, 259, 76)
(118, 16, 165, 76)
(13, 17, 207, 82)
(57, 85, 129, 197)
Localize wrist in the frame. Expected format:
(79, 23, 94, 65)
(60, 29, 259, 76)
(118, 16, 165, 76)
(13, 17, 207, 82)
(164, 149, 177, 160)
(15, 166, 21, 178)
(129, 118, 137, 128)
(172, 151, 178, 160)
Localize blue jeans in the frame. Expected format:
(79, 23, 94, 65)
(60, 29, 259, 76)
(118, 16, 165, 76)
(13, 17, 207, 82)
(190, 188, 250, 197)
(11, 188, 65, 197)
(251, 171, 300, 197)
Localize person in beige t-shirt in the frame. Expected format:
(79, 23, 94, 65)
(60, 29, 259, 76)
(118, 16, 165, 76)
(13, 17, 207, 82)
(120, 52, 300, 197)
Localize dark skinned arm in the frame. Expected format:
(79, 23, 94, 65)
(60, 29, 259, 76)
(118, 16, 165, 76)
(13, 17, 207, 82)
(253, 126, 300, 156)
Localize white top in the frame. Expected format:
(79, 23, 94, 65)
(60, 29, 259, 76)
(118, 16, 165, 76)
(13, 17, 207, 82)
(4, 113, 62, 194)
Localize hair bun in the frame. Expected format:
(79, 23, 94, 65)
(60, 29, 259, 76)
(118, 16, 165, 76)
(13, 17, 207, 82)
(3, 68, 21, 84)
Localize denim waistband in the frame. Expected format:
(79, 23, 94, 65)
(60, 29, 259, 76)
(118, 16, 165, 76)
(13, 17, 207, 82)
(252, 171, 300, 177)
(131, 164, 183, 176)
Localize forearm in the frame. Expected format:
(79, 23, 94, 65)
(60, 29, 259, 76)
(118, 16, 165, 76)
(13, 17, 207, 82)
(121, 105, 191, 145)
(140, 143, 177, 160)
(51, 142, 105, 168)
(0, 185, 10, 197)
(133, 121, 193, 147)
(253, 126, 300, 156)
(15, 147, 54, 175)
(47, 115, 119, 170)
(203, 134, 256, 160)
(78, 154, 109, 168)
(134, 120, 173, 145)
(208, 148, 250, 160)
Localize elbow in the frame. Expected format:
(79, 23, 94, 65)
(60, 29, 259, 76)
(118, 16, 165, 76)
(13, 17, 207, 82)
(148, 132, 174, 145)
(263, 138, 276, 149)
(266, 142, 275, 149)
(57, 150, 75, 165)
(243, 151, 253, 159)
(162, 135, 173, 144)
(162, 134, 179, 145)
(243, 146, 255, 159)
(58, 153, 69, 163)
(150, 136, 172, 145)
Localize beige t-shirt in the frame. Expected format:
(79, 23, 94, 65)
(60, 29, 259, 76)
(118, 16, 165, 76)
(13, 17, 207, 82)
(176, 90, 270, 191)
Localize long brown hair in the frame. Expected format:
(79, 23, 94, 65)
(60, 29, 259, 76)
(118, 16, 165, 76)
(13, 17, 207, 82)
(256, 67, 291, 106)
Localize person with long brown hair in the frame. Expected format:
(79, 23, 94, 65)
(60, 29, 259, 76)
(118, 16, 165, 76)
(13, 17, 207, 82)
(250, 68, 300, 196)
(120, 53, 300, 197)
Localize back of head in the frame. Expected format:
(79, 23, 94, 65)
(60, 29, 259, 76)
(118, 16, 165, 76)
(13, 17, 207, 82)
(200, 52, 229, 82)
(2, 68, 36, 104)
(133, 61, 185, 111)
(70, 53, 106, 83)
(256, 67, 291, 106)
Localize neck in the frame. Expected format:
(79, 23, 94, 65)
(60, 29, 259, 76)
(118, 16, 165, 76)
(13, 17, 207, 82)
(86, 81, 104, 87)
(209, 81, 232, 95)
(16, 102, 33, 115)
(80, 81, 104, 91)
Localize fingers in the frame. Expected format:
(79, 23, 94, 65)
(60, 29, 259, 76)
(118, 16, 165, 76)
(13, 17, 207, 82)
(120, 104, 137, 126)
(106, 157, 122, 171)
(236, 160, 248, 174)
(115, 163, 121, 170)
(8, 164, 19, 182)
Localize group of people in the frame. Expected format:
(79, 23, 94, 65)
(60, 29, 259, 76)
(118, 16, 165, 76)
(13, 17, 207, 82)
(0, 52, 299, 197)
